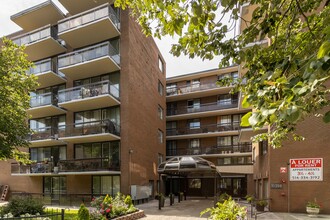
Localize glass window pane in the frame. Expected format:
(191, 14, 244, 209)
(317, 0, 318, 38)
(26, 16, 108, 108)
(93, 176, 101, 195)
(113, 176, 120, 195)
(101, 176, 112, 195)
(75, 145, 84, 159)
(92, 143, 102, 158)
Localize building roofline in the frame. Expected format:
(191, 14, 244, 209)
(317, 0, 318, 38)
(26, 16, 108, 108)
(166, 65, 238, 82)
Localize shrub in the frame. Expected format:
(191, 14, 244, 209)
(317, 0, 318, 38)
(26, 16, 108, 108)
(245, 194, 255, 203)
(218, 193, 230, 203)
(78, 204, 90, 220)
(2, 196, 44, 217)
(201, 197, 247, 220)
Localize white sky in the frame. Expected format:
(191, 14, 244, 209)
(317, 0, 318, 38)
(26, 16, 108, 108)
(0, 0, 230, 78)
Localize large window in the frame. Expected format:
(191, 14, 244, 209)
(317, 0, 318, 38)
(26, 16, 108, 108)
(259, 140, 268, 155)
(93, 175, 120, 196)
(74, 107, 120, 127)
(217, 135, 239, 146)
(217, 93, 238, 105)
(159, 57, 164, 73)
(75, 141, 119, 161)
(30, 115, 66, 136)
(166, 83, 177, 96)
(158, 81, 164, 96)
(189, 139, 200, 155)
(218, 156, 252, 165)
(30, 146, 66, 165)
(73, 72, 120, 98)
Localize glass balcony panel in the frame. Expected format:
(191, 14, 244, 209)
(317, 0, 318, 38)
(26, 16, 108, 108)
(58, 5, 119, 33)
(30, 92, 52, 108)
(12, 26, 52, 46)
(58, 157, 120, 172)
(58, 120, 120, 138)
(167, 123, 240, 136)
(28, 59, 52, 75)
(29, 126, 53, 141)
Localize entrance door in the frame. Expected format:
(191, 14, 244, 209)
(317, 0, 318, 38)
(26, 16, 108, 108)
(44, 176, 66, 205)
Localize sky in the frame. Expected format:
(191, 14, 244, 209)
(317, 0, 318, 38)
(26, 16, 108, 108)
(0, 0, 229, 78)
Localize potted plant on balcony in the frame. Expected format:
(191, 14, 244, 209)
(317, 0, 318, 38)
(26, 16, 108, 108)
(306, 200, 321, 215)
(256, 199, 268, 212)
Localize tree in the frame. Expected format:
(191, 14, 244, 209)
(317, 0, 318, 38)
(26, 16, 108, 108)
(115, 0, 330, 147)
(0, 38, 37, 161)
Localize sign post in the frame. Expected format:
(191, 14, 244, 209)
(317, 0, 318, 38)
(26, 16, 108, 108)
(289, 158, 323, 181)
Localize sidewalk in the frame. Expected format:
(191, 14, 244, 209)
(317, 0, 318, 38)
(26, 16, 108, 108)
(136, 198, 330, 220)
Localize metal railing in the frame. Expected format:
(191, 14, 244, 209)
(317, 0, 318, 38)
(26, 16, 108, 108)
(167, 100, 238, 116)
(58, 80, 119, 103)
(166, 122, 240, 136)
(166, 83, 230, 96)
(10, 192, 101, 207)
(58, 41, 120, 68)
(30, 92, 58, 108)
(58, 4, 120, 33)
(0, 207, 64, 219)
(11, 162, 54, 174)
(58, 120, 120, 138)
(28, 126, 55, 141)
(11, 25, 53, 46)
(166, 143, 252, 156)
(58, 157, 120, 172)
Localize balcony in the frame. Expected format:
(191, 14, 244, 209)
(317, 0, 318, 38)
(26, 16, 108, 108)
(239, 126, 268, 142)
(59, 0, 115, 15)
(166, 123, 240, 140)
(28, 58, 66, 89)
(58, 4, 120, 49)
(28, 127, 64, 147)
(166, 100, 240, 121)
(167, 143, 252, 157)
(58, 41, 120, 80)
(10, 0, 65, 32)
(58, 80, 120, 112)
(27, 93, 66, 118)
(58, 158, 120, 174)
(11, 158, 120, 176)
(11, 25, 66, 61)
(58, 120, 120, 143)
(166, 83, 233, 102)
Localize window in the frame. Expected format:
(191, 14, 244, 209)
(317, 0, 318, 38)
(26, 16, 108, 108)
(29, 115, 66, 134)
(167, 102, 177, 115)
(166, 141, 177, 156)
(218, 71, 238, 81)
(44, 176, 66, 196)
(188, 119, 200, 129)
(158, 105, 163, 120)
(259, 140, 268, 155)
(217, 136, 232, 146)
(218, 156, 253, 165)
(189, 139, 200, 155)
(158, 81, 164, 96)
(30, 146, 66, 165)
(158, 129, 164, 143)
(75, 106, 120, 128)
(218, 93, 238, 105)
(158, 153, 163, 165)
(189, 179, 201, 189)
(187, 99, 200, 112)
(166, 121, 177, 135)
(158, 57, 164, 73)
(166, 83, 177, 96)
(93, 175, 120, 196)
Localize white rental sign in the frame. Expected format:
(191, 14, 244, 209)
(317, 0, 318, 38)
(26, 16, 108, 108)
(290, 158, 323, 181)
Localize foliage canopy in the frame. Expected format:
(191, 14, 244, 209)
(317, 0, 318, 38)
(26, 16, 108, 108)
(115, 0, 330, 147)
(0, 38, 37, 161)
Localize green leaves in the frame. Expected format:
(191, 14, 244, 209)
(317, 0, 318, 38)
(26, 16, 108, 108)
(0, 38, 37, 162)
(323, 111, 330, 123)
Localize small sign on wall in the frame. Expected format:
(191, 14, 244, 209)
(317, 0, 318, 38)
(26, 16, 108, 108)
(290, 158, 323, 181)
(280, 167, 287, 173)
(271, 183, 283, 189)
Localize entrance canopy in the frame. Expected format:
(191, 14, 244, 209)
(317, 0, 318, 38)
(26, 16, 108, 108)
(158, 156, 221, 177)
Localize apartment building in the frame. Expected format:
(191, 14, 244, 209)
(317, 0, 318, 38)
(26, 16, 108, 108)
(238, 3, 330, 213)
(165, 67, 254, 198)
(0, 0, 166, 205)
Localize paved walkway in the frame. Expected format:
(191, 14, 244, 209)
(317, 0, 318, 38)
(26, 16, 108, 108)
(136, 198, 330, 220)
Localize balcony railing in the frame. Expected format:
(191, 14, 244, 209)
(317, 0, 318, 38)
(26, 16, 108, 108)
(58, 157, 120, 172)
(58, 120, 120, 138)
(58, 41, 120, 68)
(58, 4, 120, 33)
(30, 92, 58, 108)
(58, 80, 119, 103)
(11, 157, 119, 175)
(27, 58, 58, 75)
(166, 83, 224, 96)
(166, 143, 252, 156)
(28, 126, 57, 141)
(11, 25, 53, 46)
(166, 123, 240, 136)
(167, 100, 238, 116)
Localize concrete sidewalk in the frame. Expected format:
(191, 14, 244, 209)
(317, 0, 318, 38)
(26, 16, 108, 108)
(136, 198, 330, 220)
